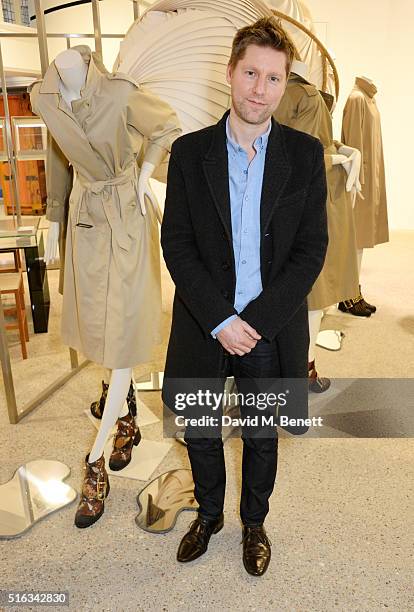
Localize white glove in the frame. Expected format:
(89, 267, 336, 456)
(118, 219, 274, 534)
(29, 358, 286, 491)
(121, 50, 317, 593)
(337, 144, 362, 194)
(44, 221, 60, 264)
(138, 161, 163, 223)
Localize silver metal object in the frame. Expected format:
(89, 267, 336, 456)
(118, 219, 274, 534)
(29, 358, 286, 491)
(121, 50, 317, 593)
(136, 469, 197, 533)
(0, 460, 77, 539)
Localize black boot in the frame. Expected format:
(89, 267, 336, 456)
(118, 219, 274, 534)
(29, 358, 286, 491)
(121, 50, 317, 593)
(338, 296, 371, 317)
(177, 514, 224, 562)
(358, 285, 376, 313)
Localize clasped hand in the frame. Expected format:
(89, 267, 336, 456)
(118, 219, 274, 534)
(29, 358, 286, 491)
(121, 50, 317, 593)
(216, 316, 261, 356)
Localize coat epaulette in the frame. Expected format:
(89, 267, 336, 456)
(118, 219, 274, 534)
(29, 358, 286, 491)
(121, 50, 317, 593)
(297, 83, 318, 97)
(108, 72, 139, 88)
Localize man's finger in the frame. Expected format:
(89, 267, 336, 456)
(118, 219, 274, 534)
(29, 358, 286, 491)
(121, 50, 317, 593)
(241, 321, 262, 340)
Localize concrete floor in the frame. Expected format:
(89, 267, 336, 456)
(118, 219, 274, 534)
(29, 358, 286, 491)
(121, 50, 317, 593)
(0, 231, 413, 611)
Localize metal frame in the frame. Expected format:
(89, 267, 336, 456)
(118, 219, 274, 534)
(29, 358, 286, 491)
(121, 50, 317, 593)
(0, 0, 140, 423)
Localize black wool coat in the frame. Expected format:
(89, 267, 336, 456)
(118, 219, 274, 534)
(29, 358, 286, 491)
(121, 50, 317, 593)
(161, 110, 328, 384)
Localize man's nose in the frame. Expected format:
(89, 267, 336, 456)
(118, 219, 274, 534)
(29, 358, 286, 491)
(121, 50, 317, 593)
(253, 76, 266, 96)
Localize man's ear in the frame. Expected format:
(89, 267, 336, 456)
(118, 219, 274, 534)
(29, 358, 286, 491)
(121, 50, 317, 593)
(226, 63, 232, 85)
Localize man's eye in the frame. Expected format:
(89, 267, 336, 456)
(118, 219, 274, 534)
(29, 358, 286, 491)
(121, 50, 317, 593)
(246, 71, 255, 76)
(270, 76, 280, 83)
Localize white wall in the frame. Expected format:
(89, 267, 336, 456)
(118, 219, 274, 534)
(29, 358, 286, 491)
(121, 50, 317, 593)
(308, 0, 412, 230)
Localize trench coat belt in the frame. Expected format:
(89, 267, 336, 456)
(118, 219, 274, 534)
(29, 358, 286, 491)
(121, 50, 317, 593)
(77, 164, 139, 252)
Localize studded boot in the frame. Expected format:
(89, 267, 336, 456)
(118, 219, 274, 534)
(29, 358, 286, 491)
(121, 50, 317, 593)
(74, 453, 110, 529)
(90, 379, 137, 420)
(338, 296, 371, 317)
(109, 409, 141, 471)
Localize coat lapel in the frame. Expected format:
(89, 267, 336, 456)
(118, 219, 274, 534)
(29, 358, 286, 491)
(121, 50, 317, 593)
(260, 119, 292, 235)
(202, 112, 232, 242)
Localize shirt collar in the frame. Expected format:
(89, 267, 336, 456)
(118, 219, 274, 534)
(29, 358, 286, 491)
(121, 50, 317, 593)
(226, 116, 271, 155)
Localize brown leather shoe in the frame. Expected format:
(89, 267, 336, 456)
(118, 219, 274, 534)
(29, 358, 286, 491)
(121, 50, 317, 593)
(308, 360, 331, 393)
(108, 412, 141, 471)
(74, 453, 110, 529)
(242, 525, 271, 576)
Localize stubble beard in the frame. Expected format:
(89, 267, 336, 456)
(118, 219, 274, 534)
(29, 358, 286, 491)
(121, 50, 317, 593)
(232, 95, 275, 126)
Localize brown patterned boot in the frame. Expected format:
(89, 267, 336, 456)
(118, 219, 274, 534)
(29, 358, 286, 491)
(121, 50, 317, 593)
(90, 380, 137, 419)
(74, 453, 110, 529)
(90, 380, 109, 419)
(109, 412, 141, 471)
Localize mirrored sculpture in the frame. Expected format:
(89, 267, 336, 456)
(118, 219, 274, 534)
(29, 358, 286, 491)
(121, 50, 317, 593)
(136, 469, 198, 533)
(0, 460, 77, 539)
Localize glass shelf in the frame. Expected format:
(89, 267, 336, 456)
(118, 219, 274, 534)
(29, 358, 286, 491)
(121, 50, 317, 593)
(12, 116, 47, 161)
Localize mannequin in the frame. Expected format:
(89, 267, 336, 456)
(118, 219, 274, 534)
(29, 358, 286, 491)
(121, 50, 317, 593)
(30, 46, 180, 528)
(340, 75, 389, 316)
(51, 50, 147, 462)
(275, 61, 361, 392)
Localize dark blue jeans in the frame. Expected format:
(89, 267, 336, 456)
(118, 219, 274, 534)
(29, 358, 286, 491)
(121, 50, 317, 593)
(184, 338, 280, 526)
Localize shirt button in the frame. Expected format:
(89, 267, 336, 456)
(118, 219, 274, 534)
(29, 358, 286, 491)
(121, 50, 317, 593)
(244, 170, 248, 175)
(243, 229, 248, 234)
(237, 291, 243, 295)
(241, 260, 247, 264)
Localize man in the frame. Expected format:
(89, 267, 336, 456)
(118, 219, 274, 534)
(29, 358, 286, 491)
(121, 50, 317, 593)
(161, 17, 328, 576)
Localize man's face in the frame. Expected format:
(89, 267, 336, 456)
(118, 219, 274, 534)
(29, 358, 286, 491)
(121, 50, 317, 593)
(226, 43, 288, 126)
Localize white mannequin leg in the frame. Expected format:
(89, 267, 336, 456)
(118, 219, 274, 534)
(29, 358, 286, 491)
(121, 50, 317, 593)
(357, 248, 363, 278)
(308, 309, 323, 363)
(89, 367, 132, 463)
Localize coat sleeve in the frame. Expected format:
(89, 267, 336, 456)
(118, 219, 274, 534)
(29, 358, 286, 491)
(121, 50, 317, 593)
(240, 140, 328, 341)
(45, 133, 72, 223)
(161, 141, 238, 336)
(341, 94, 365, 185)
(127, 85, 181, 169)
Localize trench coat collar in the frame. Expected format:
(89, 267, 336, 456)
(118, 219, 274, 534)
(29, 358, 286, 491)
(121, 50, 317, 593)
(355, 77, 377, 98)
(202, 110, 291, 240)
(39, 45, 105, 97)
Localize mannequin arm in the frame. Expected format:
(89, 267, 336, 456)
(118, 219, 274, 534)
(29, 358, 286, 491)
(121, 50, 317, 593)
(337, 144, 362, 193)
(138, 160, 163, 223)
(45, 221, 60, 264)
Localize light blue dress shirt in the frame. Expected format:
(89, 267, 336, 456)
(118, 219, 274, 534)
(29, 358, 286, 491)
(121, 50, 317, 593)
(211, 117, 271, 338)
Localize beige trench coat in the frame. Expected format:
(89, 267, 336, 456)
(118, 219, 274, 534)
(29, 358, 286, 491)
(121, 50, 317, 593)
(275, 74, 359, 310)
(342, 78, 389, 249)
(29, 46, 181, 369)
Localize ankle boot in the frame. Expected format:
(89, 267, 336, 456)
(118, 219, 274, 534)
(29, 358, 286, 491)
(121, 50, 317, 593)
(308, 360, 331, 393)
(74, 453, 110, 529)
(90, 379, 137, 420)
(90, 380, 109, 419)
(358, 285, 376, 313)
(109, 411, 141, 471)
(338, 296, 371, 317)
